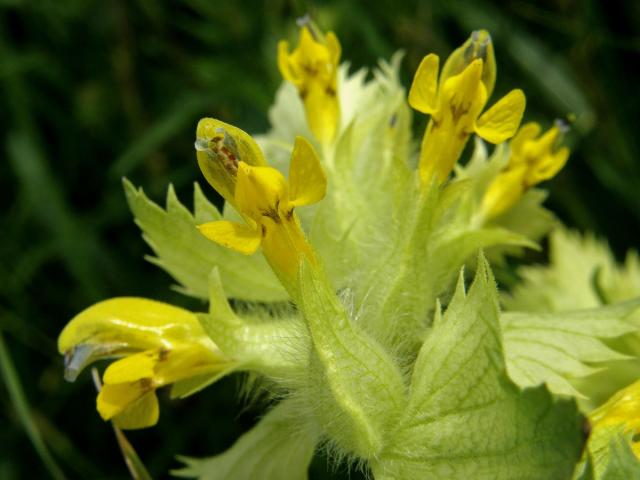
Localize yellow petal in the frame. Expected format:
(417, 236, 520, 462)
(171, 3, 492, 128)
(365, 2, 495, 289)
(277, 40, 298, 84)
(441, 30, 496, 98)
(408, 54, 440, 114)
(97, 381, 150, 421)
(443, 59, 486, 117)
(549, 147, 570, 176)
(58, 297, 207, 381)
(198, 220, 262, 255)
(527, 146, 569, 186)
(481, 166, 527, 219)
(633, 441, 640, 460)
(475, 89, 526, 144)
(296, 25, 326, 63)
(112, 390, 160, 430)
(526, 125, 560, 159)
(326, 31, 341, 66)
(288, 136, 326, 207)
(278, 24, 340, 143)
(154, 344, 230, 386)
(103, 352, 156, 384)
(235, 162, 288, 222)
(589, 380, 640, 461)
(304, 84, 340, 143)
(591, 379, 640, 430)
(195, 118, 267, 205)
(98, 344, 229, 427)
(510, 122, 541, 159)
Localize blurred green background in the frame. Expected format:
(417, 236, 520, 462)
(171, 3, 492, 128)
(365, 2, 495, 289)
(1, 0, 639, 478)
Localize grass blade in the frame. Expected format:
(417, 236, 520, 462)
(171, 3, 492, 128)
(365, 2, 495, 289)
(0, 331, 66, 480)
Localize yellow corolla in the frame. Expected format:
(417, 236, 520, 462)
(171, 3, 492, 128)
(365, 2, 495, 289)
(58, 297, 233, 429)
(481, 121, 569, 219)
(278, 21, 341, 144)
(198, 135, 326, 287)
(590, 379, 640, 458)
(409, 30, 526, 184)
(194, 117, 268, 207)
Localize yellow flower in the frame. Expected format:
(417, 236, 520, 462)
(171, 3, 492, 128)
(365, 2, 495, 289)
(194, 117, 268, 206)
(58, 298, 233, 429)
(278, 20, 341, 144)
(409, 30, 526, 184)
(481, 121, 569, 219)
(198, 135, 326, 286)
(590, 379, 640, 458)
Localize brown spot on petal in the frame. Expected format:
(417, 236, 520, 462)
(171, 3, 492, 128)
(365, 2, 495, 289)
(262, 208, 281, 223)
(285, 207, 294, 221)
(450, 101, 470, 124)
(302, 63, 319, 77)
(140, 378, 154, 391)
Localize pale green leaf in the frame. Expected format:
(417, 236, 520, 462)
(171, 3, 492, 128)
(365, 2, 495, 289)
(353, 180, 441, 347)
(604, 251, 640, 306)
(311, 55, 413, 290)
(599, 434, 640, 479)
(196, 268, 308, 378)
(573, 426, 640, 480)
(431, 226, 537, 294)
(123, 179, 286, 302)
(173, 400, 318, 480)
(374, 256, 583, 479)
(504, 227, 635, 313)
(355, 177, 534, 351)
(193, 182, 222, 224)
(503, 227, 640, 407)
(488, 189, 556, 259)
(502, 300, 640, 397)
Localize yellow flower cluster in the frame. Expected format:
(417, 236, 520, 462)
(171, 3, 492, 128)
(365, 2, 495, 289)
(58, 298, 233, 429)
(278, 19, 341, 144)
(409, 30, 526, 184)
(482, 121, 570, 219)
(198, 134, 326, 286)
(58, 24, 571, 432)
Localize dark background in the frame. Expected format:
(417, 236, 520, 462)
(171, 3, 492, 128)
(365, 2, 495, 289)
(1, 0, 639, 478)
